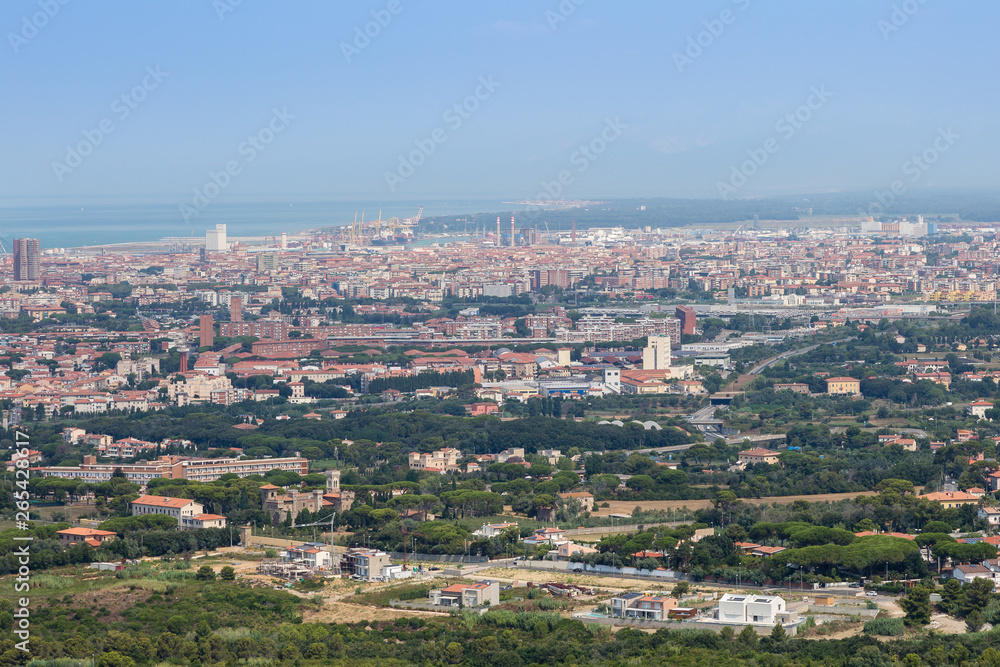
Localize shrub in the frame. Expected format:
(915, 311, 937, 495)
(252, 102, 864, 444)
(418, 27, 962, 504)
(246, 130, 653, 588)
(863, 617, 904, 636)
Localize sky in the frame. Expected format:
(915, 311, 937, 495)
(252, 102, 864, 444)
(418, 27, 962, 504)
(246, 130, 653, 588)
(1, 0, 997, 206)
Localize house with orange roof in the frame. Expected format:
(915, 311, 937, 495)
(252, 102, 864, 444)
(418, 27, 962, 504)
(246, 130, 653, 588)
(131, 495, 204, 522)
(737, 449, 781, 466)
(922, 491, 980, 509)
(57, 527, 116, 548)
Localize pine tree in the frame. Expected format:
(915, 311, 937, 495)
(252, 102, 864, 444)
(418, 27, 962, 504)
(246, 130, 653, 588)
(899, 585, 931, 626)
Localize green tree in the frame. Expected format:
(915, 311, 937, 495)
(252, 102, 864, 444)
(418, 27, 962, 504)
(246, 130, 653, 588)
(196, 565, 215, 581)
(966, 609, 985, 632)
(737, 624, 758, 648)
(96, 652, 135, 667)
(770, 622, 785, 643)
(960, 576, 995, 617)
(219, 566, 236, 581)
(899, 585, 931, 626)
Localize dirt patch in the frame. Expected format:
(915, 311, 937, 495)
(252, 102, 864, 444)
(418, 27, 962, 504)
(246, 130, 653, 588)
(303, 601, 448, 624)
(72, 586, 151, 621)
(591, 491, 878, 517)
(929, 613, 967, 634)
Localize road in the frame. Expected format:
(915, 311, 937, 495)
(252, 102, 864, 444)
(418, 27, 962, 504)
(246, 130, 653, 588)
(749, 338, 851, 376)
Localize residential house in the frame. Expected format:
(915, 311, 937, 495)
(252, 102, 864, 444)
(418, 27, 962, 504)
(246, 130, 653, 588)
(557, 541, 598, 560)
(737, 449, 780, 466)
(979, 506, 1000, 530)
(558, 491, 594, 512)
(923, 491, 981, 509)
(131, 495, 204, 522)
(472, 522, 518, 538)
(341, 548, 391, 582)
(717, 594, 786, 624)
(953, 564, 996, 585)
(181, 513, 228, 531)
(610, 591, 678, 620)
(429, 580, 500, 608)
(825, 377, 861, 396)
(969, 400, 994, 420)
(283, 545, 334, 570)
(523, 527, 566, 546)
(57, 527, 116, 548)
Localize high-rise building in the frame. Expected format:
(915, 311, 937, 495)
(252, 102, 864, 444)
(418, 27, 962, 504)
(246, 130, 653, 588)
(675, 305, 696, 335)
(257, 252, 277, 272)
(199, 314, 214, 349)
(642, 335, 671, 370)
(230, 296, 242, 322)
(13, 238, 40, 281)
(205, 224, 227, 252)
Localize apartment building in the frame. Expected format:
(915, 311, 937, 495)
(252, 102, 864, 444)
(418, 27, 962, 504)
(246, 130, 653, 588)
(37, 454, 308, 484)
(341, 548, 391, 582)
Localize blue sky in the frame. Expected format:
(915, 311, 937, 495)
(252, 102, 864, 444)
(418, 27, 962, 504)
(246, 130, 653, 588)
(1, 0, 996, 204)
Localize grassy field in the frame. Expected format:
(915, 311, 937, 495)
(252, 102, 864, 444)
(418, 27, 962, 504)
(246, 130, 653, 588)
(590, 490, 878, 516)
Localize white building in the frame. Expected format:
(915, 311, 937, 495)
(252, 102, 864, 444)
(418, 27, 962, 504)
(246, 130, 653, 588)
(969, 400, 994, 420)
(131, 495, 203, 522)
(473, 521, 518, 538)
(181, 513, 227, 531)
(718, 594, 785, 624)
(642, 335, 671, 370)
(206, 224, 228, 252)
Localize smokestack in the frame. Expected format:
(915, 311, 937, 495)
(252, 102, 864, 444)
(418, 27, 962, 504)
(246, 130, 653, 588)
(511, 216, 516, 247)
(496, 216, 501, 247)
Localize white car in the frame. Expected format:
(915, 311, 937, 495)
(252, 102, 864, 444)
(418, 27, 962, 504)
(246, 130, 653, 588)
(865, 591, 878, 597)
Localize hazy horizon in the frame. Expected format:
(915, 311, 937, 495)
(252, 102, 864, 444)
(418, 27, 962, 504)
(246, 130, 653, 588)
(3, 1, 996, 206)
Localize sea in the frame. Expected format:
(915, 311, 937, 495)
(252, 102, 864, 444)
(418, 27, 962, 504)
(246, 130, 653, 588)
(0, 199, 525, 250)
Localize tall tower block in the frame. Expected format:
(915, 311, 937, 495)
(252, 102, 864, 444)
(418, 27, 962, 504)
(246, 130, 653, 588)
(199, 314, 214, 349)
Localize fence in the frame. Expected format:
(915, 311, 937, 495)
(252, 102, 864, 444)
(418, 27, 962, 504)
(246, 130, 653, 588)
(390, 552, 489, 564)
(561, 522, 685, 538)
(571, 613, 800, 636)
(807, 605, 878, 619)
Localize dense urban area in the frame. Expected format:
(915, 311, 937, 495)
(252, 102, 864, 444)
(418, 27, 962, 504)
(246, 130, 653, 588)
(7, 211, 1000, 667)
